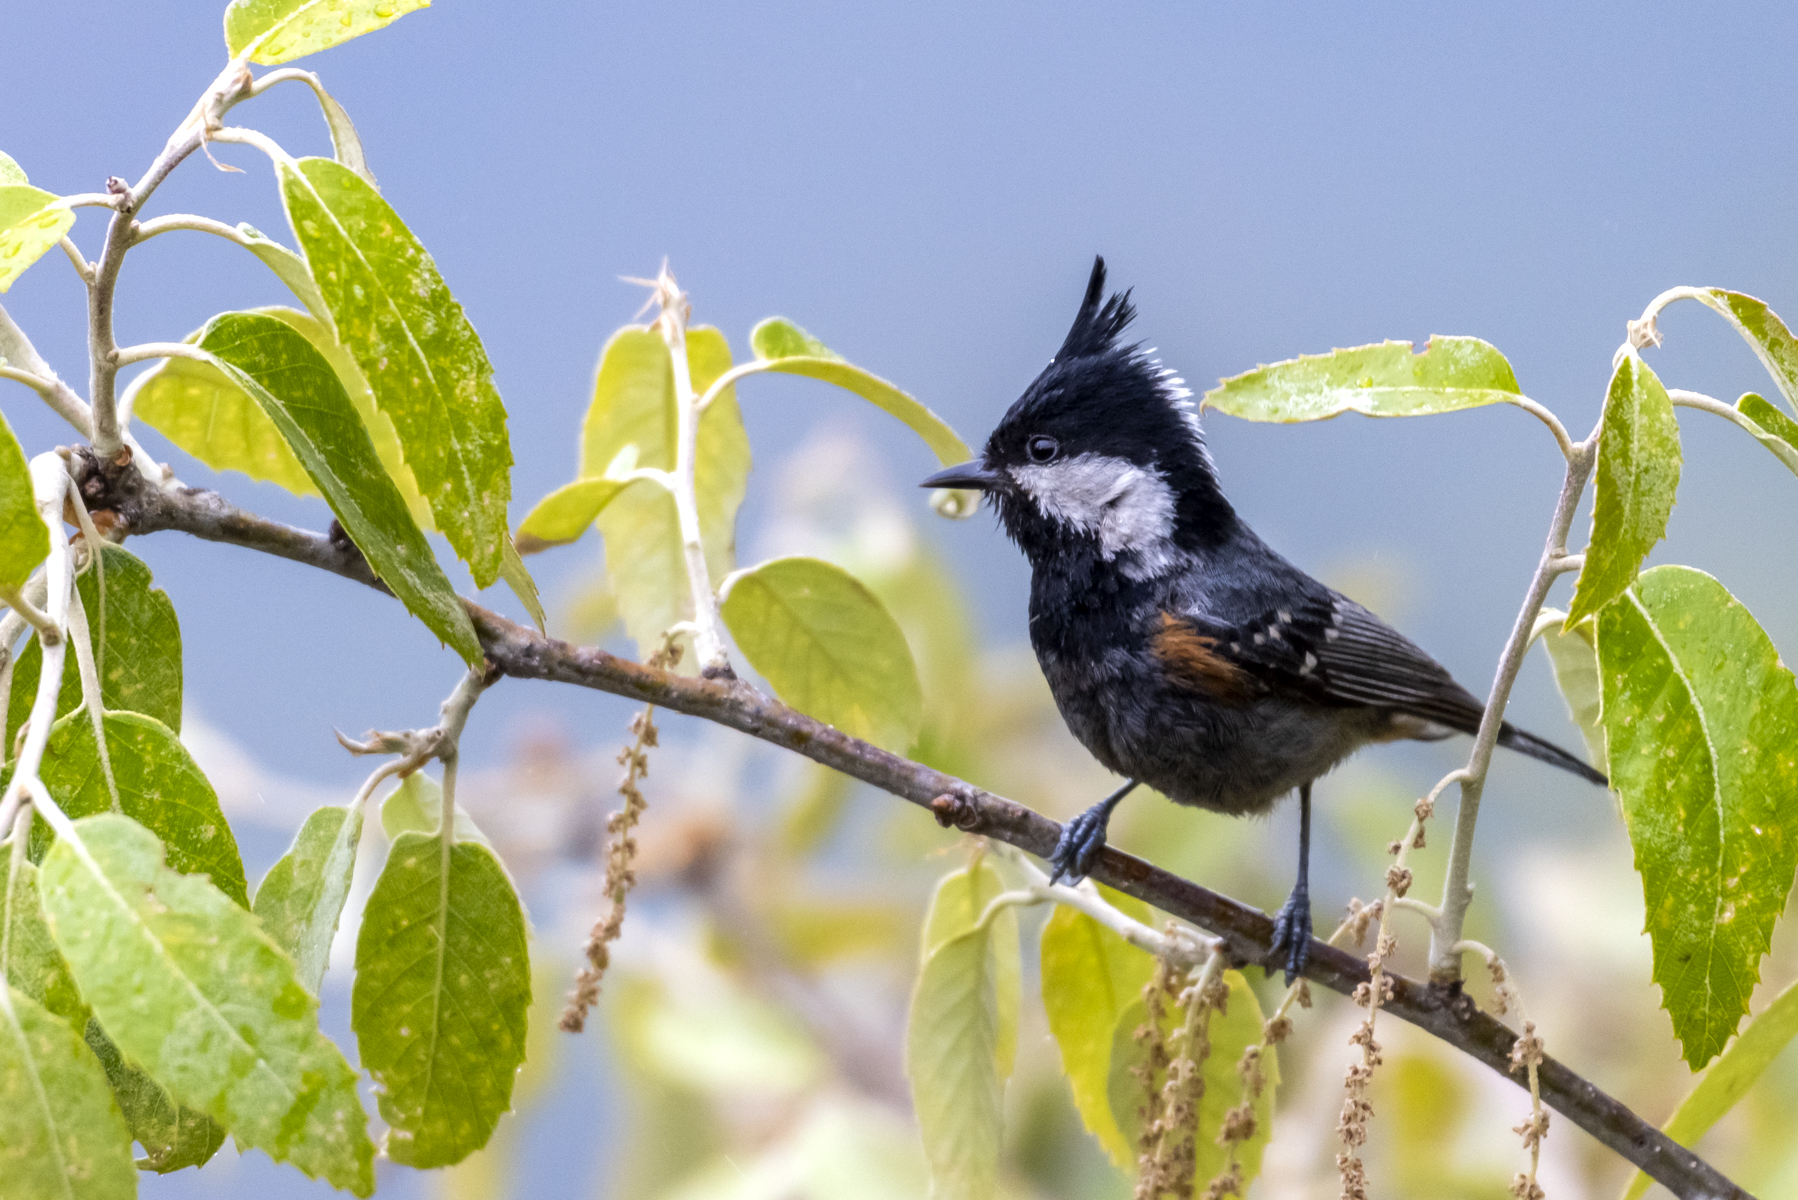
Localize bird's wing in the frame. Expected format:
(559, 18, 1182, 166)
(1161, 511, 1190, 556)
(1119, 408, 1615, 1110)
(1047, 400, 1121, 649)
(1157, 594, 1487, 733)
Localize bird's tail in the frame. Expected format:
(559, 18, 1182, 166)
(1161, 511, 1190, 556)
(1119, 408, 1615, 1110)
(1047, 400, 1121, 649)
(1497, 722, 1608, 786)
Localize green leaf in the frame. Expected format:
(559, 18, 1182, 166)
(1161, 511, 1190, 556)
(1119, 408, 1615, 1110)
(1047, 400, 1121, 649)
(378, 771, 490, 847)
(352, 829, 530, 1167)
(1732, 392, 1798, 476)
(83, 1021, 226, 1174)
(224, 0, 431, 64)
(515, 478, 630, 552)
(0, 185, 74, 293)
(34, 711, 247, 905)
(41, 813, 375, 1194)
(579, 326, 751, 657)
(1203, 336, 1522, 421)
(1567, 352, 1681, 626)
(0, 404, 48, 590)
(0, 851, 217, 1174)
(1105, 970, 1277, 1191)
(1530, 608, 1606, 772)
(8, 545, 183, 755)
(749, 318, 972, 465)
(194, 310, 482, 663)
(906, 862, 1021, 1200)
(0, 152, 27, 186)
(2, 853, 86, 1027)
(721, 556, 923, 754)
(1688, 289, 1798, 417)
(1039, 887, 1155, 1168)
(497, 536, 545, 632)
(129, 306, 435, 525)
(1621, 974, 1798, 1200)
(1597, 566, 1798, 1067)
(235, 224, 330, 320)
(0, 988, 136, 1200)
(253, 805, 364, 994)
(279, 157, 512, 587)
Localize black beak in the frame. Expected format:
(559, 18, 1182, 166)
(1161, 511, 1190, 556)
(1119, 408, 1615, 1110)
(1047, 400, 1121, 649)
(920, 460, 1007, 492)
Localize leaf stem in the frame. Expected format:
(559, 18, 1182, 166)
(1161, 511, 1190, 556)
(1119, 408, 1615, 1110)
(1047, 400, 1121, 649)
(1504, 396, 1576, 461)
(0, 585, 56, 644)
(130, 213, 254, 247)
(1428, 432, 1598, 983)
(57, 235, 94, 284)
(0, 303, 95, 438)
(112, 343, 210, 368)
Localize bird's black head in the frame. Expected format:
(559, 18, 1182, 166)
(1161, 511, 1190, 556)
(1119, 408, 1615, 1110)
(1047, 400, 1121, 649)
(923, 257, 1237, 573)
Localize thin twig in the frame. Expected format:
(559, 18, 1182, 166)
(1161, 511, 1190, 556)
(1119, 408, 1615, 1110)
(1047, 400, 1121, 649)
(633, 265, 734, 678)
(86, 59, 257, 458)
(1429, 432, 1598, 983)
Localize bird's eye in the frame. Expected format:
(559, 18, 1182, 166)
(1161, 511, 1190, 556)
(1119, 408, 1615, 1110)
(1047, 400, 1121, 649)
(1026, 435, 1060, 463)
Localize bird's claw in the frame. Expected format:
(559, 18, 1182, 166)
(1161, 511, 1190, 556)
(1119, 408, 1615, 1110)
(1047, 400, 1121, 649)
(1267, 889, 1312, 986)
(1048, 807, 1110, 885)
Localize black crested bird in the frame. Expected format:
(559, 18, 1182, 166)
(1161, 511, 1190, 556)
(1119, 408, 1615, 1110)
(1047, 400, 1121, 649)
(921, 257, 1607, 983)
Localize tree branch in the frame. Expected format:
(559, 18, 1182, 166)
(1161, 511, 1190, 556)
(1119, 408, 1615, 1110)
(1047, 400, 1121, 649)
(83, 461, 1749, 1200)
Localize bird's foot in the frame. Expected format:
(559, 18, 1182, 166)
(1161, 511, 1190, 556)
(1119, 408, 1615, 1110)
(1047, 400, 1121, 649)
(1048, 804, 1113, 884)
(1267, 888, 1313, 986)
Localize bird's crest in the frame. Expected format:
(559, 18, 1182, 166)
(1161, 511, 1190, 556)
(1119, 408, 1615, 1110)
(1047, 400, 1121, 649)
(1056, 256, 1137, 362)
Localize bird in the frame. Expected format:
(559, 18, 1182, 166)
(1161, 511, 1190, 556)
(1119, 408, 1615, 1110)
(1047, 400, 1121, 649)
(920, 256, 1607, 983)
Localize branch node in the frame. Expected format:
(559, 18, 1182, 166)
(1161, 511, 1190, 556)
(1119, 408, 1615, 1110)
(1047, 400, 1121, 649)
(929, 792, 985, 832)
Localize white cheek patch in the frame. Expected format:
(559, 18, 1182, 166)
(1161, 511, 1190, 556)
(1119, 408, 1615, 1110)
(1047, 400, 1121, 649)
(1011, 453, 1178, 562)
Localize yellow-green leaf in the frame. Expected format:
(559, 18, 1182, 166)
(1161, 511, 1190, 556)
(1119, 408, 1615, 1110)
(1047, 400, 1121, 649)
(749, 318, 971, 466)
(1597, 566, 1798, 1067)
(42, 814, 375, 1194)
(1732, 392, 1798, 477)
(1530, 607, 1606, 772)
(1687, 290, 1798, 418)
(1622, 975, 1798, 1200)
(0, 405, 48, 590)
(498, 536, 545, 632)
(1040, 887, 1154, 1168)
(906, 862, 1021, 1200)
(0, 152, 26, 186)
(515, 478, 630, 552)
(1567, 351, 1680, 625)
(1203, 336, 1521, 421)
(224, 0, 431, 65)
(0, 988, 136, 1200)
(3, 830, 219, 1174)
(572, 326, 750, 657)
(0, 185, 74, 293)
(235, 224, 330, 320)
(2, 853, 86, 1027)
(721, 556, 922, 754)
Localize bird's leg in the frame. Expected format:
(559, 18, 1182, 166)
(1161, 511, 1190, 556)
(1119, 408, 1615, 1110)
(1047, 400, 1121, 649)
(1048, 779, 1140, 884)
(1268, 780, 1314, 985)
